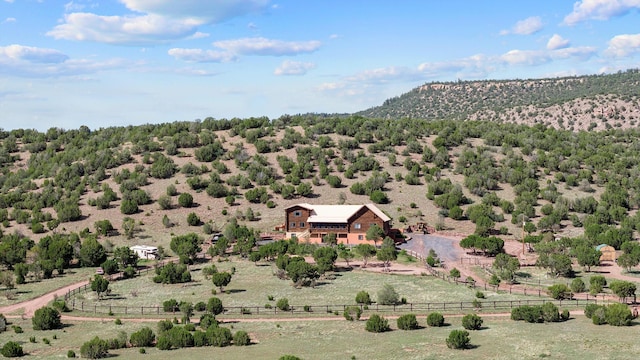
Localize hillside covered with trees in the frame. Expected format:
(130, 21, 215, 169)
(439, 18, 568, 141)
(1, 70, 640, 279)
(359, 69, 640, 132)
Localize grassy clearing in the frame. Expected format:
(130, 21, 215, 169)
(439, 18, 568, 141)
(0, 267, 96, 307)
(74, 257, 544, 315)
(1, 315, 639, 359)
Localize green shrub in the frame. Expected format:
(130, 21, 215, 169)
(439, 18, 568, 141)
(1, 341, 24, 358)
(233, 330, 251, 346)
(276, 298, 290, 311)
(12, 325, 23, 333)
(561, 309, 570, 321)
(163, 299, 178, 312)
(541, 302, 560, 323)
(279, 356, 302, 360)
(194, 301, 206, 312)
(139, 348, 146, 354)
(156, 336, 172, 350)
(114, 318, 122, 325)
(511, 305, 543, 323)
(184, 323, 196, 332)
(397, 314, 419, 330)
(130, 327, 155, 347)
(207, 327, 232, 347)
(355, 291, 372, 305)
(0, 313, 6, 332)
(32, 306, 62, 330)
(426, 312, 445, 327)
(584, 304, 605, 319)
(193, 330, 208, 347)
(461, 313, 483, 330)
(343, 306, 362, 321)
(446, 330, 470, 349)
(365, 314, 390, 333)
(80, 336, 109, 359)
(547, 284, 572, 300)
(377, 284, 399, 305)
(199, 313, 218, 331)
(67, 350, 76, 358)
(605, 303, 633, 326)
(570, 278, 586, 293)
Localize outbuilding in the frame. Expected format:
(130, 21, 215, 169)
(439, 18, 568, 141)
(130, 245, 159, 260)
(596, 244, 616, 262)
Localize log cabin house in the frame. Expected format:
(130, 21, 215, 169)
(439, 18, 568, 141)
(284, 203, 391, 245)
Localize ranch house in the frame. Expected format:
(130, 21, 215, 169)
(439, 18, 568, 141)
(284, 203, 391, 245)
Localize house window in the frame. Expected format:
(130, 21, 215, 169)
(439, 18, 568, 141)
(294, 211, 302, 217)
(354, 223, 361, 229)
(300, 222, 305, 228)
(358, 235, 364, 240)
(290, 222, 296, 228)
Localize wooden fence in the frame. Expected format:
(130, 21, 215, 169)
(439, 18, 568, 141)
(66, 297, 604, 317)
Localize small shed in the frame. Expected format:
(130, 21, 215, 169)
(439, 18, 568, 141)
(130, 245, 159, 260)
(596, 244, 616, 262)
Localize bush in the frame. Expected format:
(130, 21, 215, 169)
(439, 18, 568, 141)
(355, 290, 372, 305)
(279, 356, 302, 360)
(365, 314, 390, 333)
(397, 314, 419, 330)
(584, 304, 605, 319)
(541, 302, 560, 323)
(571, 278, 586, 293)
(377, 284, 399, 305)
(0, 313, 6, 332)
(446, 330, 470, 349)
(67, 350, 76, 358)
(561, 309, 570, 321)
(207, 327, 232, 347)
(157, 319, 173, 334)
(32, 306, 62, 330)
(187, 212, 201, 226)
(163, 299, 178, 312)
(178, 193, 194, 208)
(462, 313, 483, 330)
(194, 301, 206, 312)
(80, 336, 109, 359)
(547, 284, 572, 300)
(511, 305, 543, 323)
(1, 341, 23, 357)
(475, 291, 485, 299)
(193, 330, 208, 347)
(426, 312, 445, 327)
(156, 335, 172, 350)
(52, 299, 70, 313)
(276, 298, 290, 311)
(605, 303, 633, 326)
(343, 306, 362, 321)
(207, 297, 224, 315)
(233, 330, 251, 346)
(130, 327, 155, 347)
(199, 313, 218, 331)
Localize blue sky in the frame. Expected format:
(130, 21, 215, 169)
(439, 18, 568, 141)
(1, 0, 639, 131)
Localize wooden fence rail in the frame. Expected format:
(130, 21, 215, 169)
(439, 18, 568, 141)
(67, 298, 604, 317)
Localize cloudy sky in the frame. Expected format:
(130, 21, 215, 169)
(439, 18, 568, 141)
(1, 0, 639, 131)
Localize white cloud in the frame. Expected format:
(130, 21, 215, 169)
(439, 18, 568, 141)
(212, 37, 321, 56)
(564, 0, 640, 25)
(547, 34, 570, 50)
(168, 48, 236, 62)
(121, 0, 269, 23)
(605, 33, 640, 56)
(47, 0, 270, 45)
(0, 44, 68, 63)
(47, 13, 200, 45)
(0, 44, 129, 77)
(2, 17, 16, 23)
(501, 16, 543, 35)
(274, 60, 315, 75)
(500, 46, 596, 65)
